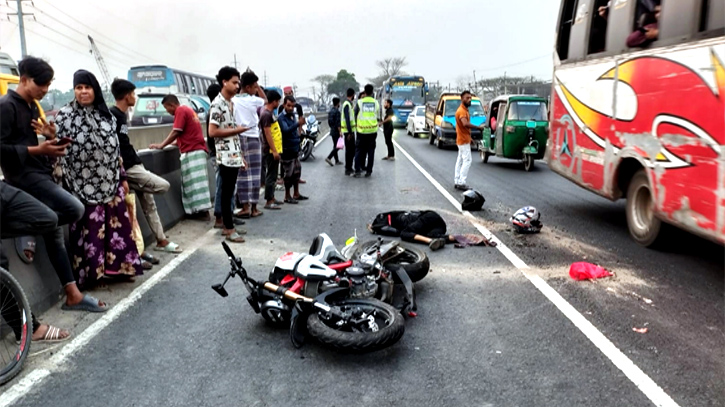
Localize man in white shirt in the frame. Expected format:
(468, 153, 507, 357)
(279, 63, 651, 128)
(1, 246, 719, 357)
(232, 70, 268, 218)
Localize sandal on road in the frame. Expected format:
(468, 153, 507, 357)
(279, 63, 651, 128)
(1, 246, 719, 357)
(35, 325, 72, 343)
(264, 203, 282, 210)
(284, 198, 299, 204)
(154, 242, 183, 253)
(141, 252, 160, 265)
(251, 211, 264, 218)
(61, 294, 109, 313)
(226, 232, 246, 243)
(293, 195, 309, 201)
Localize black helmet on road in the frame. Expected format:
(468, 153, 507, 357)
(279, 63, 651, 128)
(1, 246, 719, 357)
(461, 190, 485, 211)
(510, 206, 542, 234)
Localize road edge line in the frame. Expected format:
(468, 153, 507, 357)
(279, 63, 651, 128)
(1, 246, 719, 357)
(0, 228, 216, 407)
(392, 139, 680, 407)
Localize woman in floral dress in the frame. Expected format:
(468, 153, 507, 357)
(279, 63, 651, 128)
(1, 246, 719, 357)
(55, 70, 142, 289)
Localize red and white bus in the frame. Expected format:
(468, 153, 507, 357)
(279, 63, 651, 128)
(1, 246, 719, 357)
(547, 0, 725, 246)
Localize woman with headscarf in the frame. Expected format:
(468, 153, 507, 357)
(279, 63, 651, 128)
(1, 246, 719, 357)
(54, 70, 143, 289)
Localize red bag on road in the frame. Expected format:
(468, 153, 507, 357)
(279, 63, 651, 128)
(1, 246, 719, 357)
(569, 262, 612, 280)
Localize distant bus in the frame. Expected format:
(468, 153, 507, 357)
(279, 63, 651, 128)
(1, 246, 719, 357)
(296, 96, 314, 115)
(128, 65, 215, 96)
(0, 52, 19, 76)
(378, 75, 429, 127)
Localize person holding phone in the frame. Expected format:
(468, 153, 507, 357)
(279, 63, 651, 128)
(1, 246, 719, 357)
(208, 66, 251, 243)
(0, 57, 108, 311)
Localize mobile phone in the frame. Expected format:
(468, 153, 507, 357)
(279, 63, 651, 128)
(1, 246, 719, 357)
(55, 137, 73, 146)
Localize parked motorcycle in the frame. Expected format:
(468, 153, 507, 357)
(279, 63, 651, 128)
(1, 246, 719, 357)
(212, 242, 405, 353)
(299, 114, 319, 161)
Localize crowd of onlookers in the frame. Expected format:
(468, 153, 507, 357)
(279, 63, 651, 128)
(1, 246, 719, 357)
(0, 54, 395, 343)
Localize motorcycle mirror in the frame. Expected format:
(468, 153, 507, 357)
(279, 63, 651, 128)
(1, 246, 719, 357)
(211, 283, 229, 297)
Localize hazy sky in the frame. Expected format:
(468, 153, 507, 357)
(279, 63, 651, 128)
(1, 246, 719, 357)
(0, 0, 560, 96)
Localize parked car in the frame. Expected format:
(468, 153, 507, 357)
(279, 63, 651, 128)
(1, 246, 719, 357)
(130, 93, 200, 127)
(406, 106, 427, 137)
(425, 93, 486, 149)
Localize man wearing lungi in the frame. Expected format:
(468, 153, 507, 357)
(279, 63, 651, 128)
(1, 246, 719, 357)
(278, 96, 308, 204)
(150, 95, 212, 219)
(232, 71, 268, 219)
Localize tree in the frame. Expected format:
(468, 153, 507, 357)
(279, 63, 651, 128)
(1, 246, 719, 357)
(311, 74, 335, 107)
(327, 69, 360, 98)
(369, 57, 408, 87)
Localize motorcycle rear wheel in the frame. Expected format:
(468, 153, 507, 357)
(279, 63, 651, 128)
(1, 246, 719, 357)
(307, 298, 404, 353)
(354, 241, 430, 282)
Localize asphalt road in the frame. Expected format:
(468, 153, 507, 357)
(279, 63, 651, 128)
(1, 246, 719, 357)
(3, 128, 723, 407)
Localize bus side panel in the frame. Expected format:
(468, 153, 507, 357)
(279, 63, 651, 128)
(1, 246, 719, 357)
(548, 41, 725, 243)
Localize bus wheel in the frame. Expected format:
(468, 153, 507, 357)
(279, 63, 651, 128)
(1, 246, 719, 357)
(626, 169, 666, 247)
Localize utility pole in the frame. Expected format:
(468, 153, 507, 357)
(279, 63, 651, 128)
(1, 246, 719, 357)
(233, 54, 238, 70)
(88, 36, 111, 90)
(503, 71, 508, 94)
(472, 70, 477, 94)
(263, 70, 267, 87)
(7, 0, 34, 57)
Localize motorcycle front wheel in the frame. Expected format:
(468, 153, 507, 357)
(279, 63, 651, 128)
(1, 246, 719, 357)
(307, 299, 405, 353)
(299, 140, 314, 161)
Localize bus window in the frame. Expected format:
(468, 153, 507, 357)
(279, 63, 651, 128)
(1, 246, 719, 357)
(657, 0, 702, 45)
(588, 0, 610, 54)
(557, 0, 579, 60)
(626, 0, 662, 48)
(700, 0, 725, 34)
(174, 72, 185, 93)
(567, 1, 592, 60)
(605, 0, 637, 54)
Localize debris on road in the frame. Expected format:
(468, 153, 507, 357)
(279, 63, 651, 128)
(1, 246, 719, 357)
(632, 327, 649, 334)
(569, 262, 613, 280)
(452, 234, 497, 248)
(510, 206, 543, 234)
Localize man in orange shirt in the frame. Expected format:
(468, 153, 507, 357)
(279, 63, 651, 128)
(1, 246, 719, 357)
(454, 91, 485, 190)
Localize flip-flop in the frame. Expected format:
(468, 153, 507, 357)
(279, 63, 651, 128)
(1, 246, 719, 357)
(264, 203, 282, 210)
(141, 261, 153, 270)
(34, 325, 72, 343)
(284, 198, 299, 204)
(273, 200, 285, 205)
(15, 236, 35, 264)
(235, 212, 251, 219)
(61, 294, 109, 313)
(251, 211, 264, 218)
(154, 242, 183, 253)
(222, 228, 247, 236)
(293, 195, 309, 201)
(226, 232, 246, 243)
(140, 253, 160, 265)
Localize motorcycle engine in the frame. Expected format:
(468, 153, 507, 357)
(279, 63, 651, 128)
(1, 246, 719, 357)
(345, 265, 379, 299)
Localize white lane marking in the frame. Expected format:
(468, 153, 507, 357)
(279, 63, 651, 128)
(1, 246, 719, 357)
(392, 140, 680, 407)
(314, 131, 330, 147)
(0, 229, 216, 407)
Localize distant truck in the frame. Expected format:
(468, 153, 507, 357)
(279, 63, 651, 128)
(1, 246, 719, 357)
(425, 93, 486, 149)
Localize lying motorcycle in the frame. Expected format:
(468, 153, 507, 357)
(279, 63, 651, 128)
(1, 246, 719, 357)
(212, 242, 405, 353)
(339, 232, 430, 283)
(269, 234, 420, 322)
(299, 115, 319, 162)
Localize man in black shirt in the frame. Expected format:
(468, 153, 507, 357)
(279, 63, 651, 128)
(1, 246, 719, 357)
(110, 79, 181, 255)
(0, 56, 107, 312)
(381, 99, 395, 161)
(342, 88, 357, 176)
(325, 97, 342, 166)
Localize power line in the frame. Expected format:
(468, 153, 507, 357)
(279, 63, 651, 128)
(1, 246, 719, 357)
(28, 5, 147, 64)
(23, 25, 127, 71)
(30, 19, 129, 68)
(476, 54, 551, 73)
(33, 0, 156, 62)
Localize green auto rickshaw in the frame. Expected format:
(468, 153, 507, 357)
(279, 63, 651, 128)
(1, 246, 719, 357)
(480, 95, 549, 171)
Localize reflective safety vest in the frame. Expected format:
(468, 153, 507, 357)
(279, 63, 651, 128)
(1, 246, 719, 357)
(341, 99, 356, 133)
(356, 96, 379, 134)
